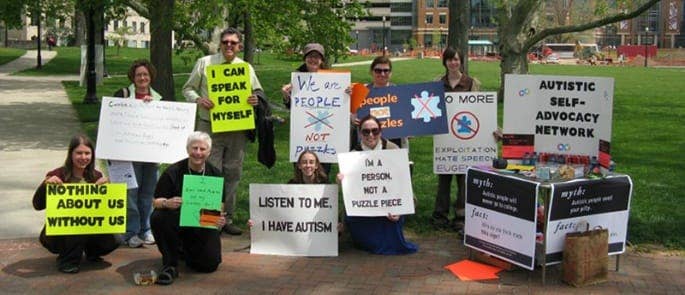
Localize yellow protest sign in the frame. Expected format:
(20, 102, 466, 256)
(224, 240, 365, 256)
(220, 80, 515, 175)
(45, 184, 127, 236)
(206, 63, 255, 133)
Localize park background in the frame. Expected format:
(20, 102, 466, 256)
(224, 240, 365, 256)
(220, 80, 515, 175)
(1, 45, 682, 251)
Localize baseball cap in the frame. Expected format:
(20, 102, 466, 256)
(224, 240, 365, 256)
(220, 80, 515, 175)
(303, 43, 325, 58)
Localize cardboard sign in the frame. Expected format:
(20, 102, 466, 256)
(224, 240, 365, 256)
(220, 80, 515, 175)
(289, 72, 351, 163)
(544, 176, 632, 265)
(107, 160, 137, 189)
(356, 82, 448, 139)
(205, 63, 255, 132)
(96, 97, 197, 163)
(434, 92, 498, 174)
(180, 175, 224, 228)
(249, 184, 338, 256)
(464, 168, 539, 270)
(338, 149, 414, 216)
(45, 184, 127, 236)
(503, 74, 614, 166)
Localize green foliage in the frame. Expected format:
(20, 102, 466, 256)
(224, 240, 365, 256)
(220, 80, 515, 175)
(0, 0, 26, 30)
(108, 26, 134, 55)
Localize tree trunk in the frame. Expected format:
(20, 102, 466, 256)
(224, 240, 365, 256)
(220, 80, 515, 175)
(149, 0, 175, 101)
(74, 10, 86, 46)
(243, 10, 254, 63)
(447, 0, 469, 74)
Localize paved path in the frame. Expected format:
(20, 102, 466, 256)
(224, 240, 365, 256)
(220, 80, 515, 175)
(0, 51, 683, 294)
(0, 50, 81, 239)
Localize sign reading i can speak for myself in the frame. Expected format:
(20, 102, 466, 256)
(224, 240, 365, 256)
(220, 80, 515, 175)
(206, 63, 254, 133)
(97, 97, 197, 164)
(544, 175, 632, 265)
(45, 184, 127, 236)
(289, 72, 351, 163)
(356, 82, 448, 139)
(180, 175, 224, 229)
(337, 149, 414, 216)
(503, 74, 614, 167)
(249, 184, 339, 256)
(434, 92, 498, 174)
(464, 168, 539, 270)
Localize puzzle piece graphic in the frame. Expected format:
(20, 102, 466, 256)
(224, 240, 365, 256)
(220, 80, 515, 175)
(411, 90, 442, 122)
(457, 115, 472, 133)
(306, 110, 332, 131)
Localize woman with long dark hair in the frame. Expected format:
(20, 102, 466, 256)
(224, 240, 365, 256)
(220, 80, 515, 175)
(32, 135, 118, 273)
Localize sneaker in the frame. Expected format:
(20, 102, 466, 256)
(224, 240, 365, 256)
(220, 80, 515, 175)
(58, 263, 80, 274)
(142, 232, 155, 245)
(222, 223, 243, 235)
(127, 236, 144, 248)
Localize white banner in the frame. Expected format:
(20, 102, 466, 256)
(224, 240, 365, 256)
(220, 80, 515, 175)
(96, 97, 196, 163)
(338, 149, 414, 216)
(503, 74, 613, 164)
(289, 72, 351, 163)
(434, 92, 498, 174)
(249, 184, 338, 256)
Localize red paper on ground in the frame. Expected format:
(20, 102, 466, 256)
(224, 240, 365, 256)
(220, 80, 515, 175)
(444, 259, 503, 281)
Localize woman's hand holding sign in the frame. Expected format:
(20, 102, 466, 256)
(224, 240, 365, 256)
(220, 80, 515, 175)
(196, 97, 215, 110)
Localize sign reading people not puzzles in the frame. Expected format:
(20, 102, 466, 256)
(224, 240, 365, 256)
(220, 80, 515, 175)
(434, 92, 498, 174)
(206, 63, 254, 132)
(249, 184, 338, 256)
(337, 149, 414, 216)
(502, 74, 614, 166)
(289, 72, 350, 163)
(97, 97, 197, 163)
(46, 184, 127, 236)
(356, 82, 448, 139)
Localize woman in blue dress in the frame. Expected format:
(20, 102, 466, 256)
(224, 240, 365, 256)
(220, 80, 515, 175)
(342, 115, 418, 255)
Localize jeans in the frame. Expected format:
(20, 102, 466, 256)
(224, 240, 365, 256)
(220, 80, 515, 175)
(125, 162, 159, 240)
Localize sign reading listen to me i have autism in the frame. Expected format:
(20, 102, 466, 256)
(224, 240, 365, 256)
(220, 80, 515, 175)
(206, 63, 254, 133)
(46, 184, 127, 235)
(180, 175, 224, 228)
(289, 72, 350, 163)
(503, 74, 614, 166)
(249, 184, 338, 256)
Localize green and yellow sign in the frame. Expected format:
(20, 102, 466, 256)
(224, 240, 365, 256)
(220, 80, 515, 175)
(45, 184, 127, 236)
(206, 63, 255, 132)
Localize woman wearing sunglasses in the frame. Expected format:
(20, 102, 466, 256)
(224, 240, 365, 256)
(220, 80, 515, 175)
(341, 115, 418, 255)
(363, 56, 409, 150)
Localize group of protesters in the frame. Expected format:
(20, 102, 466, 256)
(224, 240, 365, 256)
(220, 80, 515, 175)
(33, 27, 486, 285)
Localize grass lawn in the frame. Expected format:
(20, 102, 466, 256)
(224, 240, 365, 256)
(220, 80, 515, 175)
(0, 48, 26, 66)
(60, 51, 684, 248)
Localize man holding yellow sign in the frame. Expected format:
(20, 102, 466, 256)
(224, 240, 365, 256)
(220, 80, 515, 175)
(182, 27, 267, 235)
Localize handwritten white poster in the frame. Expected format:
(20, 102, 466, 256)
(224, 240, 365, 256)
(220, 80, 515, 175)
(434, 92, 498, 174)
(106, 160, 137, 189)
(289, 72, 350, 163)
(337, 149, 414, 216)
(96, 97, 197, 163)
(249, 184, 338, 256)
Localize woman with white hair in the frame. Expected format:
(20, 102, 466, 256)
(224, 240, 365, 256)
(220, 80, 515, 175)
(150, 131, 227, 285)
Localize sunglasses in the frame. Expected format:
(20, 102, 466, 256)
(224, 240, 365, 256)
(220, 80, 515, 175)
(373, 68, 391, 74)
(361, 128, 380, 136)
(221, 40, 240, 46)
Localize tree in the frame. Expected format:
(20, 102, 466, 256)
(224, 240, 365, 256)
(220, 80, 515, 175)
(1, 0, 26, 47)
(447, 0, 469, 74)
(149, 0, 175, 101)
(108, 26, 132, 55)
(496, 0, 660, 98)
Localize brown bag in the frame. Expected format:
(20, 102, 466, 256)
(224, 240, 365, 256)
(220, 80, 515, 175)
(562, 227, 609, 287)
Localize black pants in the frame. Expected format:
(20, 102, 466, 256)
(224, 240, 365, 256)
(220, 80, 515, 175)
(432, 174, 466, 222)
(150, 209, 221, 273)
(39, 227, 118, 267)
